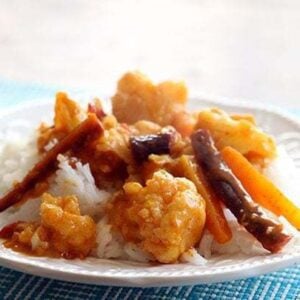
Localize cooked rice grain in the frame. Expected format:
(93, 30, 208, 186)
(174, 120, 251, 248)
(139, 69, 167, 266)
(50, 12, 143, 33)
(51, 155, 112, 217)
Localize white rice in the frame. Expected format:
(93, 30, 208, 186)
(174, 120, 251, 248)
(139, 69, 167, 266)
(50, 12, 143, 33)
(263, 146, 300, 207)
(95, 217, 125, 259)
(0, 133, 39, 194)
(262, 147, 300, 249)
(0, 198, 41, 230)
(95, 217, 153, 262)
(0, 127, 299, 264)
(50, 154, 111, 217)
(180, 248, 207, 265)
(0, 129, 41, 229)
(199, 219, 269, 259)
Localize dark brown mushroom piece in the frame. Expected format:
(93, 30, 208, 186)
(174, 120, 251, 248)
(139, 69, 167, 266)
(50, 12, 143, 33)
(130, 132, 173, 164)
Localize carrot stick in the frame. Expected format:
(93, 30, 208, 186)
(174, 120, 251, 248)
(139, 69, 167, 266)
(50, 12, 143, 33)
(0, 114, 103, 212)
(192, 130, 291, 253)
(175, 155, 232, 243)
(221, 146, 300, 229)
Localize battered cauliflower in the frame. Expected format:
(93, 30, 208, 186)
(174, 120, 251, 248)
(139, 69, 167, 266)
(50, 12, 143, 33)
(112, 72, 195, 136)
(53, 92, 85, 133)
(76, 115, 131, 189)
(196, 108, 276, 160)
(4, 194, 96, 259)
(109, 170, 206, 263)
(95, 115, 132, 164)
(40, 193, 96, 258)
(38, 92, 85, 152)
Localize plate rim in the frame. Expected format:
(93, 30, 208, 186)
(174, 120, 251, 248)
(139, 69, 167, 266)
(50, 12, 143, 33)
(0, 243, 298, 287)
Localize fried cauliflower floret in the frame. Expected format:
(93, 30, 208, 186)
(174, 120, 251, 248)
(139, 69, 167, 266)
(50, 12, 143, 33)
(196, 108, 276, 160)
(96, 115, 132, 164)
(38, 92, 85, 152)
(3, 194, 96, 259)
(40, 193, 96, 258)
(112, 72, 195, 136)
(76, 115, 131, 189)
(53, 92, 85, 132)
(131, 120, 162, 135)
(109, 170, 206, 263)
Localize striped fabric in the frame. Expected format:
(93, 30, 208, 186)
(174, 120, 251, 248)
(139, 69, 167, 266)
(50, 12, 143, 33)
(0, 266, 300, 300)
(0, 79, 299, 300)
(0, 265, 298, 300)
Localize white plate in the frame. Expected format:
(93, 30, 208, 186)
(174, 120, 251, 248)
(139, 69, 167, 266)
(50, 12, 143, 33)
(0, 97, 299, 287)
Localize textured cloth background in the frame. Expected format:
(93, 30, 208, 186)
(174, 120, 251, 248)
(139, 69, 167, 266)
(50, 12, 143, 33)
(0, 79, 299, 300)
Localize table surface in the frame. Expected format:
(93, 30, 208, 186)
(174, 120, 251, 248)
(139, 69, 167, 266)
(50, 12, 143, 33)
(0, 0, 300, 109)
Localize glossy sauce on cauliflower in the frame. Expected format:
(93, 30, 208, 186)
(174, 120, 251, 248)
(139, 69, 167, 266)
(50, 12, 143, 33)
(109, 170, 206, 263)
(2, 194, 96, 259)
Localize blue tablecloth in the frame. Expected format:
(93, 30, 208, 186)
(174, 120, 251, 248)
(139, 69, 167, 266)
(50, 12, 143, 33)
(0, 78, 299, 300)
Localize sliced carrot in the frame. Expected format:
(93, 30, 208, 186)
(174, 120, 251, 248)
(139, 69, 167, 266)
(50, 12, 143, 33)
(175, 155, 232, 243)
(221, 146, 300, 229)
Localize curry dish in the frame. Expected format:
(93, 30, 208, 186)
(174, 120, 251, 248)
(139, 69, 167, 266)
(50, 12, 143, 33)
(0, 72, 299, 264)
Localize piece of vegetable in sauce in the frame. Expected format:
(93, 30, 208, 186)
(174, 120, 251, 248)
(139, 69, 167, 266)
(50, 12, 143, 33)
(221, 146, 300, 230)
(0, 194, 96, 259)
(38, 93, 85, 152)
(112, 72, 187, 127)
(54, 92, 84, 132)
(109, 170, 206, 263)
(0, 222, 22, 239)
(191, 129, 291, 253)
(195, 108, 277, 160)
(0, 114, 103, 212)
(130, 132, 173, 164)
(172, 155, 232, 244)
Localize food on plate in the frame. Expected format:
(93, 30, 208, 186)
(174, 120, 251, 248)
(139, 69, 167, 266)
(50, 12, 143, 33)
(108, 170, 206, 263)
(112, 72, 195, 137)
(0, 71, 299, 265)
(38, 92, 86, 152)
(1, 193, 96, 258)
(221, 146, 300, 229)
(191, 130, 291, 253)
(0, 114, 103, 212)
(130, 132, 173, 164)
(195, 108, 276, 162)
(170, 155, 232, 244)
